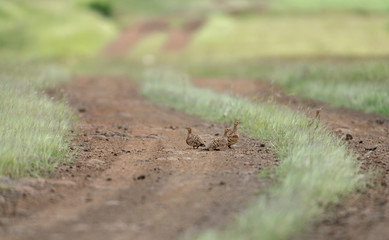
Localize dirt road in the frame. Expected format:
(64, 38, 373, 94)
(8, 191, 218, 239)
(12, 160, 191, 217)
(194, 78, 389, 240)
(0, 77, 274, 240)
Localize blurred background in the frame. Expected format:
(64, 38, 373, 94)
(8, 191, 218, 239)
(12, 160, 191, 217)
(1, 0, 389, 114)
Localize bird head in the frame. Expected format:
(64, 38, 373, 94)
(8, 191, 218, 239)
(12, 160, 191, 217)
(315, 108, 322, 118)
(234, 119, 240, 126)
(224, 128, 230, 136)
(185, 127, 192, 133)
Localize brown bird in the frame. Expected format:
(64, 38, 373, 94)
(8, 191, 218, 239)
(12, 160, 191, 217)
(308, 108, 322, 128)
(185, 128, 205, 149)
(227, 119, 240, 148)
(315, 108, 322, 121)
(204, 128, 230, 151)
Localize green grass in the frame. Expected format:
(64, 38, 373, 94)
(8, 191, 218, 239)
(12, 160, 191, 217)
(0, 1, 118, 178)
(186, 59, 389, 116)
(126, 13, 389, 61)
(271, 0, 389, 12)
(140, 69, 365, 240)
(0, 62, 75, 178)
(0, 1, 118, 59)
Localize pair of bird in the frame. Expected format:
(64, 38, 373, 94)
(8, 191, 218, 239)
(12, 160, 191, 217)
(185, 119, 240, 151)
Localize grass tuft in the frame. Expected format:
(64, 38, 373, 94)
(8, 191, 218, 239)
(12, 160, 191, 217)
(0, 61, 75, 178)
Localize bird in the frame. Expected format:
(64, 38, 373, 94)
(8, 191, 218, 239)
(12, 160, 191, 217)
(204, 128, 230, 151)
(185, 127, 205, 149)
(227, 119, 240, 148)
(308, 108, 322, 128)
(315, 108, 322, 121)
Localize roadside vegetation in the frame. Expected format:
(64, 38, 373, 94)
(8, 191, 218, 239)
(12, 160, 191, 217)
(0, 62, 74, 178)
(0, 0, 117, 59)
(0, 1, 117, 178)
(141, 70, 365, 240)
(187, 59, 389, 116)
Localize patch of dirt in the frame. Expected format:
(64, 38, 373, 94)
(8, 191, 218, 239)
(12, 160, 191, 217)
(164, 19, 205, 51)
(103, 18, 205, 56)
(0, 77, 275, 240)
(103, 20, 168, 56)
(193, 78, 389, 240)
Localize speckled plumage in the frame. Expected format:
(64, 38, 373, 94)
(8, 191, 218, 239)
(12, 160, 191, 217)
(205, 128, 230, 151)
(186, 128, 205, 149)
(227, 119, 240, 148)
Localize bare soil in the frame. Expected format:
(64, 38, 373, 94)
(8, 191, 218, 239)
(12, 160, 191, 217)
(103, 18, 204, 56)
(103, 19, 168, 56)
(194, 78, 389, 240)
(0, 77, 275, 240)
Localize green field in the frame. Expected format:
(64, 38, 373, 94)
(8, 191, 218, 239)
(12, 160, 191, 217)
(0, 1, 117, 59)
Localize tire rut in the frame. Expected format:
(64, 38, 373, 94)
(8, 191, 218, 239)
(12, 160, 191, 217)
(0, 77, 274, 240)
(193, 78, 389, 240)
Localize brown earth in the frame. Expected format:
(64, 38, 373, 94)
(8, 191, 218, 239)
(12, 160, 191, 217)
(193, 78, 389, 240)
(103, 18, 204, 56)
(164, 19, 205, 51)
(0, 77, 275, 240)
(103, 19, 168, 56)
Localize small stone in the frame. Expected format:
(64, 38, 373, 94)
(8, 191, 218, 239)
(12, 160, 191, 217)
(376, 119, 385, 125)
(137, 175, 146, 180)
(344, 133, 353, 141)
(78, 108, 86, 113)
(366, 147, 377, 151)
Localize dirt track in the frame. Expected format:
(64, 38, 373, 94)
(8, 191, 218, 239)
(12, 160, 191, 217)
(1, 18, 389, 240)
(0, 77, 274, 240)
(194, 78, 389, 240)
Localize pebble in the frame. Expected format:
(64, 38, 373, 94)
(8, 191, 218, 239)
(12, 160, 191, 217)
(137, 175, 146, 180)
